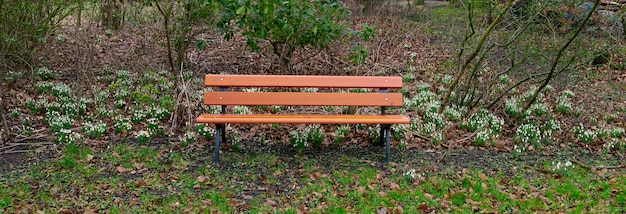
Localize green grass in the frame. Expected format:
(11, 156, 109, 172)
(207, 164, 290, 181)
(1, 145, 624, 213)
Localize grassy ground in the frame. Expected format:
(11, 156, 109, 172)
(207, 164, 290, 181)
(1, 142, 624, 213)
(1, 1, 625, 213)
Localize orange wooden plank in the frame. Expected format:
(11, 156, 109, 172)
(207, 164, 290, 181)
(204, 92, 404, 106)
(196, 114, 410, 124)
(205, 75, 403, 88)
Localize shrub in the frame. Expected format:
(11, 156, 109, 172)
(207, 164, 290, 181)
(334, 125, 350, 144)
(195, 124, 215, 140)
(180, 131, 197, 148)
(233, 106, 252, 114)
(474, 129, 491, 146)
(37, 67, 56, 80)
(36, 81, 54, 93)
(114, 117, 133, 134)
(290, 130, 307, 154)
(147, 118, 164, 136)
(46, 111, 73, 134)
(515, 123, 541, 145)
(83, 121, 108, 139)
(393, 124, 408, 141)
(556, 95, 572, 115)
(576, 129, 596, 144)
(218, 0, 354, 73)
(443, 105, 466, 122)
(55, 129, 81, 144)
(504, 97, 523, 117)
(135, 130, 152, 144)
(306, 124, 324, 149)
(52, 83, 72, 98)
(611, 127, 624, 138)
(462, 109, 504, 146)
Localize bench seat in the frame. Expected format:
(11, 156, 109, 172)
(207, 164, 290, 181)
(197, 114, 410, 124)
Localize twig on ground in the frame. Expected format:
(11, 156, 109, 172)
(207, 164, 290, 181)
(449, 132, 476, 146)
(0, 149, 39, 154)
(571, 159, 625, 171)
(8, 142, 54, 146)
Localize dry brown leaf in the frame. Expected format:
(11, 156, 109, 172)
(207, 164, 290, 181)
(358, 186, 366, 194)
(376, 173, 383, 180)
(377, 207, 388, 214)
(478, 172, 488, 181)
(197, 176, 208, 183)
(297, 206, 310, 214)
(378, 191, 388, 197)
(265, 199, 277, 206)
(135, 180, 149, 188)
(116, 166, 131, 173)
(389, 183, 401, 191)
(59, 208, 74, 214)
(418, 203, 429, 211)
(394, 206, 404, 214)
(423, 193, 433, 199)
(83, 208, 96, 214)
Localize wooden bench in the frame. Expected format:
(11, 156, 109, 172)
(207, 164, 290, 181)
(196, 75, 410, 163)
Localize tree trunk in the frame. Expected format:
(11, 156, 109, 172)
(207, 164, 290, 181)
(100, 0, 124, 30)
(272, 42, 294, 74)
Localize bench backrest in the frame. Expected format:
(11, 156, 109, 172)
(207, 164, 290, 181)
(203, 75, 404, 107)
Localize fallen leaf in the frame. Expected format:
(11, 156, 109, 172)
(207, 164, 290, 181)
(86, 154, 94, 162)
(242, 194, 253, 200)
(357, 186, 366, 194)
(135, 180, 149, 188)
(377, 207, 387, 214)
(273, 170, 282, 176)
(116, 166, 131, 173)
(83, 208, 96, 214)
(418, 203, 429, 211)
(394, 206, 404, 214)
(197, 176, 208, 183)
(376, 173, 383, 180)
(389, 183, 401, 191)
(378, 191, 388, 197)
(297, 206, 310, 214)
(423, 193, 433, 199)
(59, 208, 74, 214)
(265, 199, 276, 206)
(478, 172, 488, 181)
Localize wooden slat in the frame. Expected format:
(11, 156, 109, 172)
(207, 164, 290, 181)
(196, 114, 410, 124)
(204, 92, 404, 106)
(205, 75, 403, 88)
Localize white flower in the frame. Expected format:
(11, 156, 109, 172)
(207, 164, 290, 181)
(136, 130, 151, 138)
(562, 90, 575, 98)
(234, 106, 252, 114)
(302, 88, 318, 93)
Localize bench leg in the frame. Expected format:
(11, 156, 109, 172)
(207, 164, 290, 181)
(384, 125, 391, 162)
(214, 124, 223, 164)
(378, 126, 385, 147)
